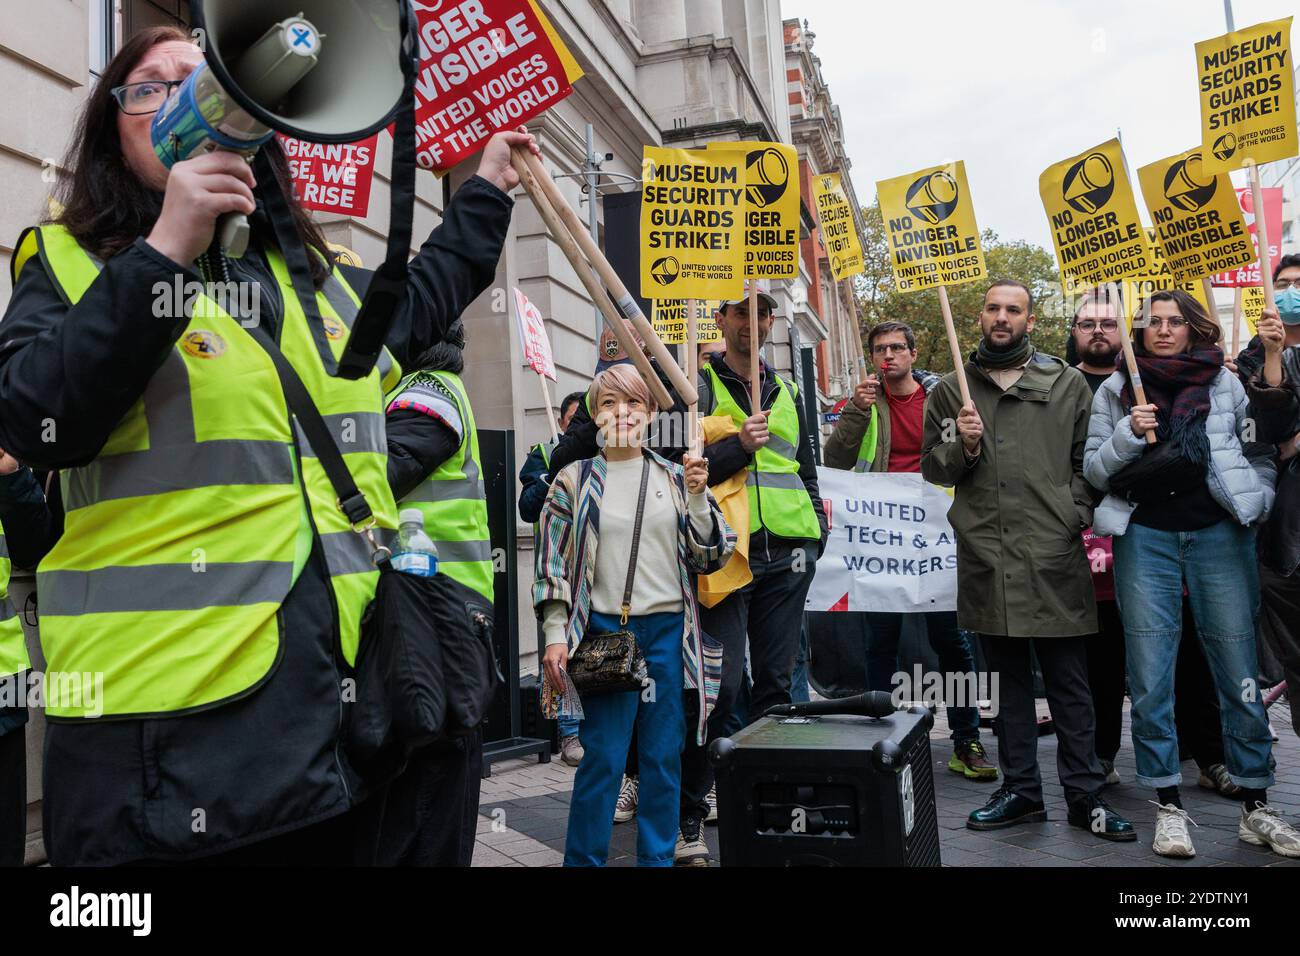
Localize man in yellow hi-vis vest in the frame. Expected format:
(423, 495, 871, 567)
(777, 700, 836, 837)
(676, 292, 828, 865)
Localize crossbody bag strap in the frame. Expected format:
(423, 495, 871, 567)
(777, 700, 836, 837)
(618, 456, 652, 626)
(244, 325, 375, 532)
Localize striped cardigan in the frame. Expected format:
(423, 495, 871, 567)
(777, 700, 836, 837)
(533, 449, 736, 745)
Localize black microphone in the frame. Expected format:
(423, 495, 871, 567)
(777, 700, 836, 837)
(763, 691, 897, 720)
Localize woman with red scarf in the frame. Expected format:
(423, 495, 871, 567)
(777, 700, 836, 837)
(1084, 289, 1297, 861)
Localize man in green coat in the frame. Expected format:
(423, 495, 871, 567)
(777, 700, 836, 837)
(921, 279, 1134, 841)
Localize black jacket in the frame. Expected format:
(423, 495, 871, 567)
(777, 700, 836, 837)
(518, 439, 555, 524)
(698, 354, 827, 558)
(0, 175, 513, 864)
(1238, 339, 1300, 575)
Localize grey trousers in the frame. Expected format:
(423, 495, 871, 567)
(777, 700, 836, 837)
(979, 634, 1106, 804)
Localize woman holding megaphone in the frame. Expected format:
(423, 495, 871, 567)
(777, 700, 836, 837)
(0, 26, 537, 866)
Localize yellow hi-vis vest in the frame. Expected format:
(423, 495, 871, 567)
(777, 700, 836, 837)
(12, 224, 403, 718)
(701, 363, 820, 540)
(855, 405, 880, 473)
(386, 370, 494, 602)
(0, 526, 30, 678)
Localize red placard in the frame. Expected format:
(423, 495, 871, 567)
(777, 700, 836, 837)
(513, 287, 556, 380)
(279, 133, 380, 217)
(411, 0, 580, 172)
(1211, 186, 1284, 288)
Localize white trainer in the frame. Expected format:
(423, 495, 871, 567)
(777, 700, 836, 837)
(1150, 802, 1196, 859)
(1240, 805, 1300, 858)
(613, 774, 639, 824)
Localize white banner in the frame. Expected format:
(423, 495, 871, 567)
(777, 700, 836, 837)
(806, 470, 958, 613)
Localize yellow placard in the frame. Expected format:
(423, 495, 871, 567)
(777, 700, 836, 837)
(1118, 229, 1211, 317)
(707, 142, 801, 280)
(652, 300, 722, 345)
(1137, 147, 1255, 284)
(1241, 286, 1266, 335)
(876, 161, 987, 293)
(641, 147, 746, 301)
(526, 0, 586, 85)
(812, 171, 865, 281)
(1040, 138, 1150, 287)
(1197, 17, 1297, 173)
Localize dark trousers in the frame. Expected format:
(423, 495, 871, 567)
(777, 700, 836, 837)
(1259, 562, 1300, 740)
(980, 634, 1105, 804)
(352, 729, 483, 867)
(0, 724, 25, 867)
(1084, 601, 1126, 763)
(681, 547, 814, 822)
(866, 610, 980, 745)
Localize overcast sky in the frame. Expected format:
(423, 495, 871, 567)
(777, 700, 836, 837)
(784, 0, 1294, 251)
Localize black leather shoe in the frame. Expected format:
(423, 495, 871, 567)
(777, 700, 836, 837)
(967, 785, 1048, 830)
(1067, 793, 1137, 842)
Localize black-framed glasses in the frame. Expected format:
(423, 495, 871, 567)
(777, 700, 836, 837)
(1277, 278, 1296, 291)
(1075, 320, 1119, 333)
(110, 79, 183, 115)
(872, 342, 911, 355)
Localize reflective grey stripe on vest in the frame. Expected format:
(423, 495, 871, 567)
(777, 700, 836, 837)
(745, 471, 807, 492)
(766, 434, 799, 461)
(39, 561, 294, 615)
(431, 540, 494, 564)
(854, 459, 871, 473)
(322, 273, 394, 384)
(0, 534, 7, 559)
(63, 349, 295, 511)
(295, 412, 386, 458)
(405, 451, 484, 504)
(64, 440, 295, 511)
(320, 530, 379, 577)
(0, 602, 15, 623)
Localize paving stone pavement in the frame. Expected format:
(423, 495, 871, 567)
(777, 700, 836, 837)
(475, 699, 1300, 867)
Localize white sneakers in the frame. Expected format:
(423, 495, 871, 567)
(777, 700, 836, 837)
(704, 785, 718, 824)
(1240, 805, 1300, 858)
(1151, 802, 1197, 858)
(613, 774, 639, 824)
(560, 735, 584, 768)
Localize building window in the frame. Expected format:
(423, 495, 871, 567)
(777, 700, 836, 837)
(89, 0, 114, 79)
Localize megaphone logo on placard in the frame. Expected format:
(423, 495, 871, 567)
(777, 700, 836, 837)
(831, 255, 843, 275)
(905, 170, 960, 225)
(651, 256, 681, 286)
(1163, 152, 1217, 212)
(1213, 132, 1237, 162)
(1062, 153, 1115, 215)
(746, 147, 790, 208)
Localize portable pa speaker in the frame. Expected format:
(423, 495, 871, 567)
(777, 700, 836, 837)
(710, 707, 941, 866)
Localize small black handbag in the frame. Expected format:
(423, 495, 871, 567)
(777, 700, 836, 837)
(567, 457, 651, 696)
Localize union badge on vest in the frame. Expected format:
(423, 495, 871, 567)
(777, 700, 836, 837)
(323, 316, 346, 341)
(181, 330, 227, 360)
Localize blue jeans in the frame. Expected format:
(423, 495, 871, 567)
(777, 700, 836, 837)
(1113, 520, 1274, 790)
(558, 715, 581, 740)
(564, 611, 685, 867)
(866, 611, 980, 746)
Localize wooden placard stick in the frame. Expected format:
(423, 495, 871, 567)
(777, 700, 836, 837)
(509, 147, 673, 411)
(512, 147, 697, 408)
(1246, 159, 1282, 385)
(748, 280, 761, 412)
(1231, 287, 1244, 358)
(1118, 307, 1157, 445)
(937, 285, 972, 408)
(537, 372, 559, 441)
(686, 299, 699, 456)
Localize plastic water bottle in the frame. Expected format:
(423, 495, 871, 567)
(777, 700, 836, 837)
(391, 509, 439, 577)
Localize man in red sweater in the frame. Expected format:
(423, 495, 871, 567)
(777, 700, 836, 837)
(824, 321, 996, 780)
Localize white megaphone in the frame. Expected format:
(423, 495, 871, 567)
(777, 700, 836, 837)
(152, 0, 416, 257)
